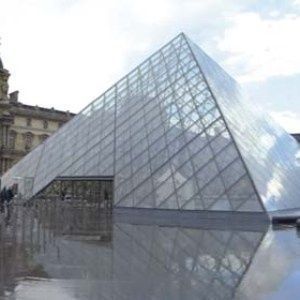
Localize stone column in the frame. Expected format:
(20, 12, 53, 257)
(0, 68, 10, 102)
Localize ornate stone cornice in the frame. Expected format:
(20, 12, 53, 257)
(10, 103, 75, 122)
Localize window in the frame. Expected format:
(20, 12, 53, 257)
(8, 131, 17, 149)
(43, 120, 48, 129)
(39, 134, 49, 142)
(23, 132, 33, 151)
(26, 118, 32, 127)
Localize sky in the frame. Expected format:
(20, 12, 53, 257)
(0, 0, 300, 132)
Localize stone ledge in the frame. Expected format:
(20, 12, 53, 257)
(113, 207, 270, 231)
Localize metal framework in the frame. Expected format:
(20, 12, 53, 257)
(2, 33, 300, 212)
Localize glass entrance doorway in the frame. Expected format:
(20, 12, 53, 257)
(36, 176, 113, 210)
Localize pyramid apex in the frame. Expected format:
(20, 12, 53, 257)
(178, 32, 189, 40)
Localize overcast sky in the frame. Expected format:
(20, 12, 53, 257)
(0, 0, 300, 132)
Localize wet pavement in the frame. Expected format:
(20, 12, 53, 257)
(0, 200, 299, 299)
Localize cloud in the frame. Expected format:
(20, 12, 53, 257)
(0, 0, 299, 118)
(217, 12, 300, 82)
(269, 110, 300, 133)
(294, 0, 300, 6)
(0, 0, 143, 112)
(0, 0, 244, 112)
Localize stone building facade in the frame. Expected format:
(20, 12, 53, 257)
(0, 56, 74, 175)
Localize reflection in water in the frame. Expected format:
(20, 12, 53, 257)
(235, 228, 300, 300)
(0, 202, 298, 299)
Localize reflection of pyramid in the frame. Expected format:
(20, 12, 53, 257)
(20, 204, 267, 300)
(3, 33, 300, 213)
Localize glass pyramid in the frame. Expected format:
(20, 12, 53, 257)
(3, 33, 300, 213)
